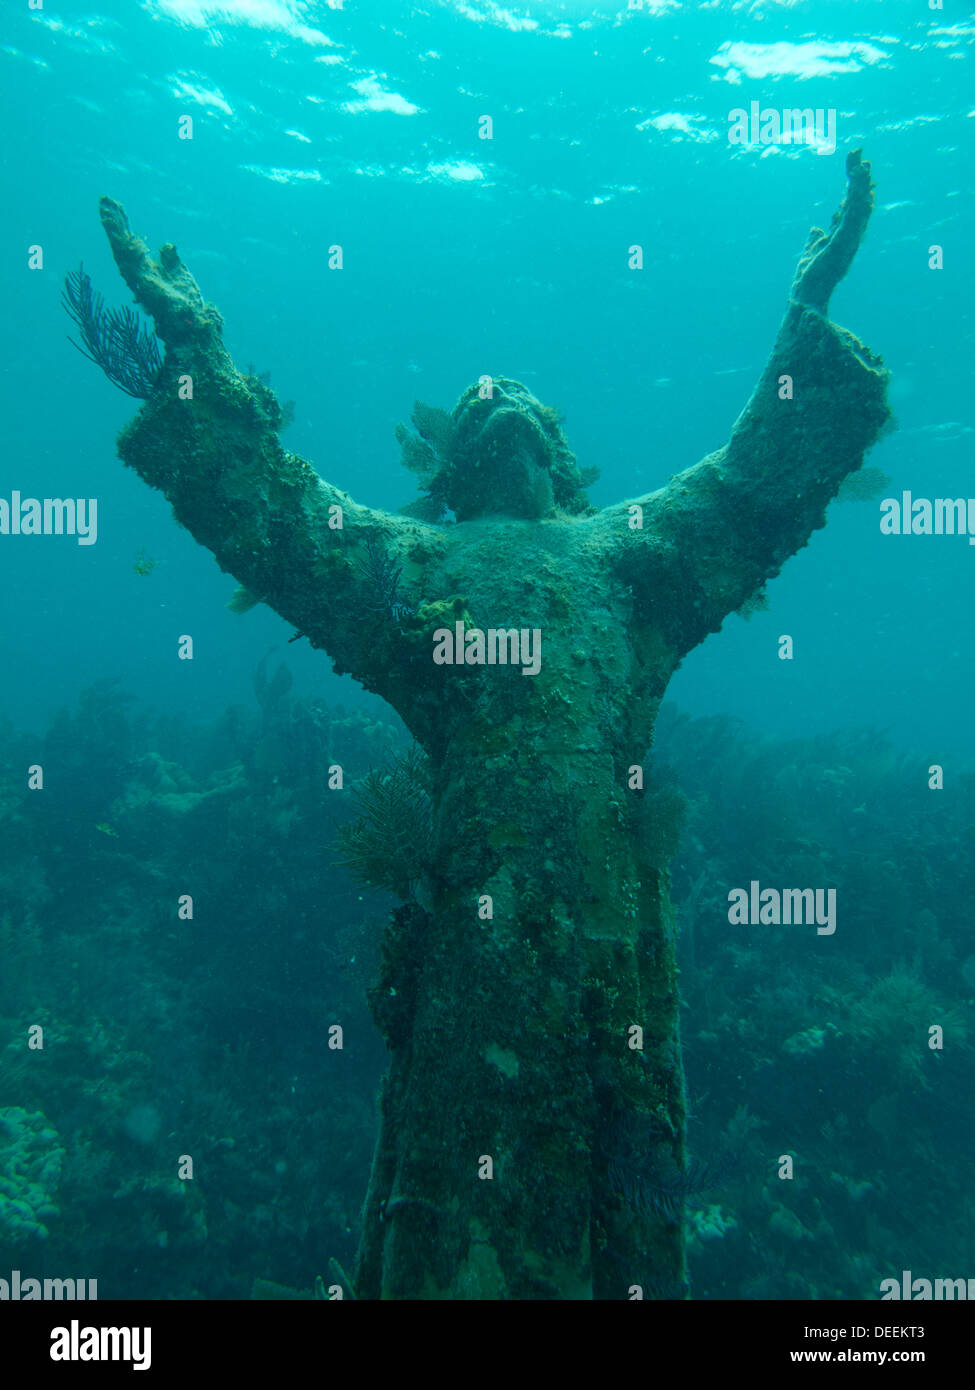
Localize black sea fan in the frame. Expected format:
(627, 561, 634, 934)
(62, 263, 162, 399)
(357, 536, 414, 625)
(601, 1104, 737, 1224)
(337, 746, 432, 902)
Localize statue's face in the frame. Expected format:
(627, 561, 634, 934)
(448, 379, 557, 521)
(399, 376, 590, 523)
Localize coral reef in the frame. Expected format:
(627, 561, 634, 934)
(654, 705, 975, 1299)
(0, 678, 398, 1295)
(0, 1107, 63, 1246)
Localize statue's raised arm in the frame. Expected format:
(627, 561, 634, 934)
(596, 151, 890, 663)
(97, 198, 435, 704)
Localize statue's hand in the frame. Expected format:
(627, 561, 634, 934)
(790, 149, 875, 314)
(99, 196, 224, 353)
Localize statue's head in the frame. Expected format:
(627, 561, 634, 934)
(396, 377, 598, 522)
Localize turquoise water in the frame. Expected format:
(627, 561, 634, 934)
(1, 1, 972, 1301)
(3, 1, 972, 748)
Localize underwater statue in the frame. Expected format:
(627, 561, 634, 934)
(95, 151, 888, 1299)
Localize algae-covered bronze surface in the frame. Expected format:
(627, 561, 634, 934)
(98, 152, 888, 1299)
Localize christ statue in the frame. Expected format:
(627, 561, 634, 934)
(91, 151, 888, 1299)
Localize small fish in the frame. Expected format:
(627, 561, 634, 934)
(95, 823, 118, 838)
(134, 549, 157, 575)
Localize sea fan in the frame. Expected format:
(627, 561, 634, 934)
(356, 536, 414, 625)
(62, 263, 162, 399)
(601, 1104, 736, 1224)
(337, 746, 432, 901)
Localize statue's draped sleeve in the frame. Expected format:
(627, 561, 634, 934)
(598, 151, 890, 659)
(98, 197, 429, 690)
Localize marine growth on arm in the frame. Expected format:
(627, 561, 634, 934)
(595, 149, 890, 661)
(97, 196, 434, 709)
